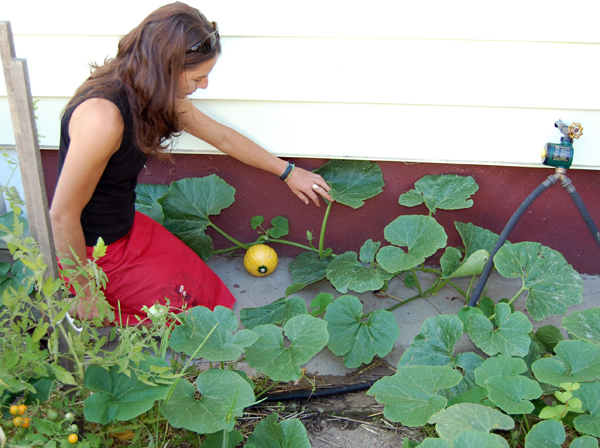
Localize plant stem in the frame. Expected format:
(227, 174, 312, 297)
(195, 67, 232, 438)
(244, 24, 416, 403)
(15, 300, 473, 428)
(255, 380, 281, 399)
(411, 267, 423, 296)
(319, 201, 333, 258)
(209, 222, 249, 250)
(507, 286, 527, 307)
(488, 285, 526, 321)
(163, 323, 218, 405)
(446, 280, 466, 297)
(213, 238, 315, 254)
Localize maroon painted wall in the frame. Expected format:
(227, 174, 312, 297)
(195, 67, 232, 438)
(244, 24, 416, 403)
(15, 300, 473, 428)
(41, 151, 600, 275)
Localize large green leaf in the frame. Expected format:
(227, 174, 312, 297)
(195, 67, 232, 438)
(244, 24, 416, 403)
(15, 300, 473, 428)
(474, 355, 528, 386)
(570, 436, 600, 448)
(494, 242, 583, 321)
(399, 314, 463, 367)
(484, 374, 542, 414)
(326, 251, 394, 293)
(135, 183, 169, 224)
(0, 211, 28, 237)
(160, 369, 255, 434)
(245, 412, 311, 448)
(534, 325, 563, 353)
(440, 248, 489, 279)
(524, 420, 565, 448)
(266, 216, 289, 238)
(245, 314, 329, 382)
(83, 357, 171, 424)
(314, 160, 384, 208)
(240, 296, 307, 329)
(0, 259, 35, 296)
(531, 340, 600, 386)
(367, 365, 462, 427)
(399, 174, 478, 214)
(289, 251, 331, 286)
(201, 430, 244, 448)
(452, 430, 508, 448)
(455, 222, 503, 260)
(573, 381, 600, 438)
(468, 303, 533, 357)
(562, 308, 600, 344)
(359, 239, 381, 264)
(439, 352, 485, 400)
(377, 215, 447, 273)
(169, 306, 258, 362)
(159, 175, 235, 260)
(429, 403, 513, 446)
(418, 440, 451, 448)
(323, 295, 399, 368)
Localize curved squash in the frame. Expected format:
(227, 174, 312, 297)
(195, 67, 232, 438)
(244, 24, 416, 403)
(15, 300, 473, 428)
(244, 244, 278, 277)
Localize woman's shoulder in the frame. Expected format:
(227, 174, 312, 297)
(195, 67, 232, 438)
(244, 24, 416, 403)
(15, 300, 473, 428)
(70, 98, 125, 138)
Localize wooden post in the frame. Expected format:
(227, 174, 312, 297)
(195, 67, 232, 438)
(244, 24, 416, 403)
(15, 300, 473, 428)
(1, 21, 73, 371)
(0, 21, 59, 279)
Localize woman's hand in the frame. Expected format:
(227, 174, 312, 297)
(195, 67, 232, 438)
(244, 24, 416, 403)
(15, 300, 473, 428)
(285, 167, 333, 207)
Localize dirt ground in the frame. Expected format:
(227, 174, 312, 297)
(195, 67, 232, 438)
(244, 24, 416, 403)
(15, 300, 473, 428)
(251, 360, 425, 448)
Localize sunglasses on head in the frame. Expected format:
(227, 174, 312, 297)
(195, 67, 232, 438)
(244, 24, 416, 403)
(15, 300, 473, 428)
(186, 22, 219, 54)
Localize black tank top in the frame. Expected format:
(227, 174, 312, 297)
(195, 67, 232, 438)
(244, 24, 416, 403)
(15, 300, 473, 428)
(58, 89, 148, 246)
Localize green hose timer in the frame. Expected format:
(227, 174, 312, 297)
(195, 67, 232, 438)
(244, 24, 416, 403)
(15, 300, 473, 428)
(541, 120, 583, 168)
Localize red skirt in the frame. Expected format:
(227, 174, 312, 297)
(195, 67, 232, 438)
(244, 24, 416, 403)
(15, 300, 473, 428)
(85, 211, 235, 325)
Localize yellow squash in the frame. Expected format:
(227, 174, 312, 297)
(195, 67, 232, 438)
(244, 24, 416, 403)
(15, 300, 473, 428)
(244, 244, 278, 277)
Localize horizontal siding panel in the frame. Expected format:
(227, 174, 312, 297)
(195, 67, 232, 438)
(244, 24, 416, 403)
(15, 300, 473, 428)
(4, 0, 600, 43)
(2, 97, 599, 170)
(2, 36, 599, 111)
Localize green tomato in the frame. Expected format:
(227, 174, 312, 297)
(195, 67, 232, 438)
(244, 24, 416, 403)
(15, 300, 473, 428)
(69, 424, 79, 433)
(64, 412, 74, 420)
(47, 409, 59, 421)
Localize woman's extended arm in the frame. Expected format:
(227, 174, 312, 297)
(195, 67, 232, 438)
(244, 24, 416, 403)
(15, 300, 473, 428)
(49, 98, 124, 319)
(177, 97, 333, 206)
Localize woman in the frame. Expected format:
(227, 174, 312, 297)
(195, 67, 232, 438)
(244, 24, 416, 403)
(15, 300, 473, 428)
(49, 2, 332, 325)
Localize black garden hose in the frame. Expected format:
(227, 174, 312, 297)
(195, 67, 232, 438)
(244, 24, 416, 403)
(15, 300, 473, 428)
(562, 177, 600, 247)
(257, 379, 378, 403)
(467, 175, 558, 307)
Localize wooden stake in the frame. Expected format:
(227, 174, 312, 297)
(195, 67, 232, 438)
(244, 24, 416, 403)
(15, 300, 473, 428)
(1, 21, 74, 372)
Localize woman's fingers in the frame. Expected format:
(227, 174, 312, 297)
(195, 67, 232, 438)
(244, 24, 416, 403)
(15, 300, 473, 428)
(288, 167, 333, 206)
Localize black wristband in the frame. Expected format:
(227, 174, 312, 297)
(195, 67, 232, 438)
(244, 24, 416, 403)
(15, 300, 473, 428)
(278, 162, 294, 181)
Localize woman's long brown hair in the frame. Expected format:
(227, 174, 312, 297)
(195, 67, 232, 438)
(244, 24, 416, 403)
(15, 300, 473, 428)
(64, 2, 220, 159)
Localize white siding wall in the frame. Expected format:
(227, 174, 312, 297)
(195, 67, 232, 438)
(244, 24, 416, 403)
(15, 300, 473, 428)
(1, 0, 599, 169)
